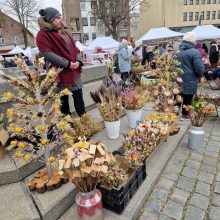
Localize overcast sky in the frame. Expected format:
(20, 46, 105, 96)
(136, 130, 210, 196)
(41, 0, 62, 13)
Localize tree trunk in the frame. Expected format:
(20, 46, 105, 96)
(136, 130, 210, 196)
(22, 25, 28, 48)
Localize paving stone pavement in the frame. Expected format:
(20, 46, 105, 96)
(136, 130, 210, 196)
(138, 87, 220, 220)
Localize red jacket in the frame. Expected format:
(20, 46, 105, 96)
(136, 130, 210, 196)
(36, 28, 81, 86)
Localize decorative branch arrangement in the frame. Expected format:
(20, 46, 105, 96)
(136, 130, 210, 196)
(183, 94, 215, 127)
(59, 139, 113, 192)
(152, 52, 183, 113)
(90, 85, 122, 122)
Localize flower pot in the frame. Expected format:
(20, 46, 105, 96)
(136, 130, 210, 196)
(188, 126, 205, 150)
(125, 109, 143, 128)
(76, 189, 103, 220)
(104, 120, 120, 139)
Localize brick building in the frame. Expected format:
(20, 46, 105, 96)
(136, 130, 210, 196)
(0, 10, 35, 54)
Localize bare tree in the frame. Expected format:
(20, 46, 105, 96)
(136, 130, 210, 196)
(92, 0, 149, 40)
(1, 0, 40, 47)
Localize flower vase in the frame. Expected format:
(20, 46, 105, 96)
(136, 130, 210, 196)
(104, 120, 120, 139)
(125, 109, 143, 128)
(76, 189, 103, 220)
(188, 126, 205, 150)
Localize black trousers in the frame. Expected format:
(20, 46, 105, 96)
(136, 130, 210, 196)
(181, 93, 193, 116)
(121, 72, 129, 81)
(60, 89, 85, 117)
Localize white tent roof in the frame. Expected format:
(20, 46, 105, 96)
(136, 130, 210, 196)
(192, 25, 220, 40)
(137, 27, 184, 43)
(85, 37, 119, 51)
(76, 41, 87, 51)
(7, 46, 25, 55)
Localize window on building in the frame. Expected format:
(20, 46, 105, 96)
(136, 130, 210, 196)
(90, 17, 96, 26)
(12, 36, 19, 45)
(212, 11, 216, 19)
(218, 10, 220, 18)
(189, 12, 193, 20)
(72, 33, 81, 42)
(83, 33, 89, 41)
(201, 0, 205, 3)
(201, 11, 205, 19)
(213, 0, 216, 3)
(207, 0, 211, 3)
(206, 11, 210, 19)
(80, 2, 86, 10)
(0, 35, 5, 45)
(196, 0, 199, 4)
(184, 0, 187, 5)
(195, 12, 199, 20)
(183, 12, 187, 21)
(189, 0, 193, 4)
(76, 18, 80, 31)
(82, 17, 88, 26)
(92, 33, 96, 40)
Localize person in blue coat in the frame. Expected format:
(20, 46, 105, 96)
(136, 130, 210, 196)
(118, 39, 132, 81)
(176, 32, 205, 121)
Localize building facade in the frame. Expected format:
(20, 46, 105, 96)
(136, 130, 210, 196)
(140, 0, 220, 36)
(62, 0, 83, 42)
(0, 11, 35, 53)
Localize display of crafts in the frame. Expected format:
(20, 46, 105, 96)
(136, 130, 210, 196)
(183, 94, 215, 127)
(122, 87, 146, 110)
(131, 55, 145, 74)
(123, 113, 171, 167)
(90, 85, 122, 122)
(152, 51, 183, 113)
(58, 139, 112, 192)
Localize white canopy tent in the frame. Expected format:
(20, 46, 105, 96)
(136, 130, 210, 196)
(85, 37, 119, 51)
(137, 27, 184, 43)
(76, 41, 87, 51)
(7, 46, 25, 55)
(191, 25, 220, 40)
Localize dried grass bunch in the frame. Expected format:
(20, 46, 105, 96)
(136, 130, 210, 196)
(90, 85, 122, 122)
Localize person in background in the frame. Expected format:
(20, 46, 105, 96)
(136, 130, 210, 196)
(118, 39, 132, 81)
(176, 32, 205, 121)
(158, 43, 166, 55)
(209, 39, 219, 68)
(195, 41, 208, 69)
(166, 44, 174, 56)
(202, 42, 208, 54)
(112, 50, 120, 74)
(141, 45, 154, 67)
(24, 56, 33, 66)
(36, 7, 85, 117)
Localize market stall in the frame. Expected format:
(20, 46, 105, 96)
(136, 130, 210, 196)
(191, 25, 220, 40)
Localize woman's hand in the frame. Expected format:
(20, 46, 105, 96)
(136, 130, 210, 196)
(70, 61, 80, 70)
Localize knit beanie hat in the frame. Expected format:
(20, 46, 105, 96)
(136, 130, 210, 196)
(39, 7, 61, 23)
(183, 32, 197, 44)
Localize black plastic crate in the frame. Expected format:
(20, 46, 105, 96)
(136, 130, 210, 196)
(98, 160, 146, 214)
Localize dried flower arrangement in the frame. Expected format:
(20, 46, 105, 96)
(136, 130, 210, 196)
(152, 52, 183, 113)
(122, 87, 145, 110)
(90, 85, 122, 122)
(123, 113, 170, 167)
(58, 139, 114, 192)
(71, 113, 103, 138)
(0, 57, 84, 192)
(0, 114, 9, 160)
(183, 94, 215, 127)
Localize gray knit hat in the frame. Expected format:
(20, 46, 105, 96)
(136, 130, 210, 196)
(39, 7, 61, 23)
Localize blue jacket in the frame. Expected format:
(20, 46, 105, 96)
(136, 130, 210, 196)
(118, 43, 132, 73)
(177, 41, 205, 95)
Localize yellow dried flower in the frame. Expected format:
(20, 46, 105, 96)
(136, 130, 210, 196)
(14, 151, 22, 157)
(77, 141, 86, 148)
(39, 125, 46, 132)
(24, 154, 31, 161)
(14, 127, 22, 133)
(48, 156, 55, 162)
(18, 142, 25, 148)
(2, 92, 14, 101)
(63, 133, 68, 139)
(62, 88, 71, 95)
(41, 139, 48, 145)
(10, 140, 17, 146)
(59, 121, 66, 128)
(65, 115, 72, 121)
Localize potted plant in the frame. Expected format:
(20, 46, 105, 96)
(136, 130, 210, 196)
(59, 139, 113, 220)
(183, 94, 215, 150)
(122, 88, 145, 128)
(90, 85, 122, 139)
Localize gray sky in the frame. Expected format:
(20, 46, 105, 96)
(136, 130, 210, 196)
(41, 0, 62, 13)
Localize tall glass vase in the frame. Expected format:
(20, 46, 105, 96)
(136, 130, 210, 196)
(76, 189, 103, 220)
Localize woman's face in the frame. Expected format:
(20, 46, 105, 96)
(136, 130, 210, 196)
(51, 16, 63, 29)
